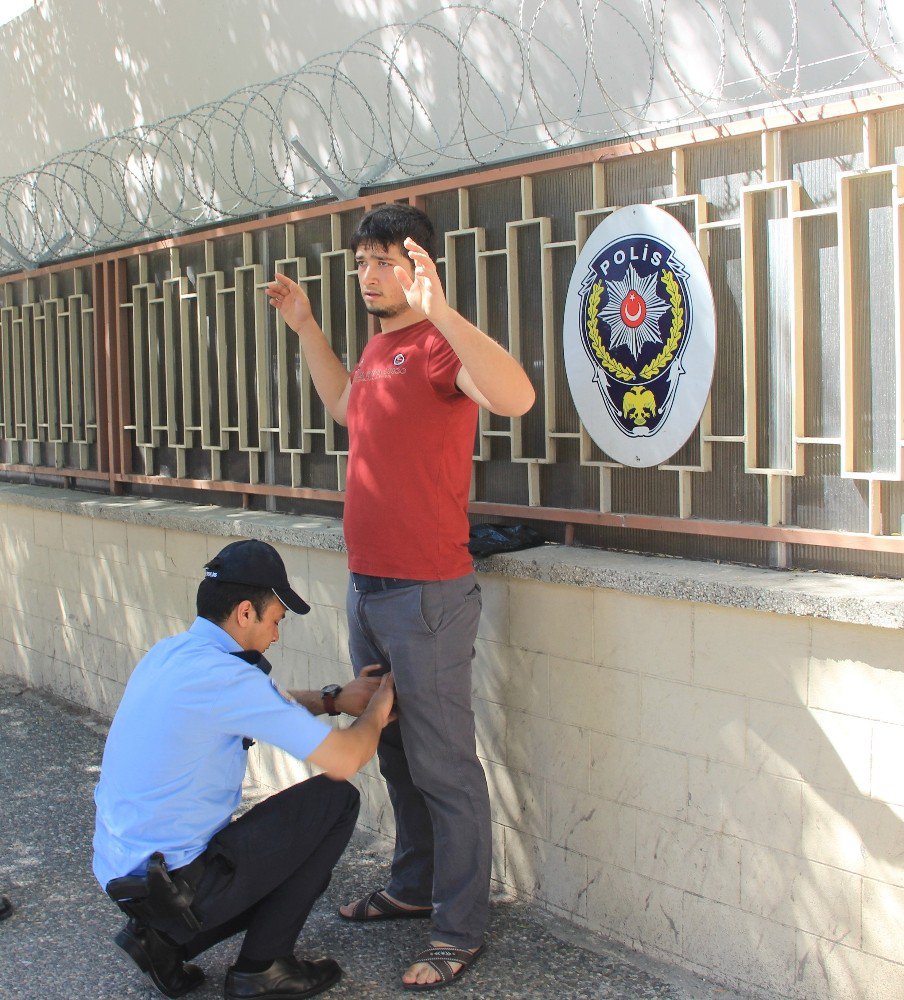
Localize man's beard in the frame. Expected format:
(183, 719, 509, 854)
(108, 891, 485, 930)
(364, 300, 406, 319)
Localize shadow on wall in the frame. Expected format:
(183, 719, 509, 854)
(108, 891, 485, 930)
(470, 592, 904, 999)
(743, 619, 904, 996)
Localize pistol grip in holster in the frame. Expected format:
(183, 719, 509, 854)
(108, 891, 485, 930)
(105, 852, 202, 933)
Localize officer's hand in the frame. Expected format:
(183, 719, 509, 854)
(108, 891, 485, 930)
(336, 664, 383, 717)
(364, 673, 396, 729)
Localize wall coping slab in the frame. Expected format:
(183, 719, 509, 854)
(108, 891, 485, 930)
(3, 482, 903, 630)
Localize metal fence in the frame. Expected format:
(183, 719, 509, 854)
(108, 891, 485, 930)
(3, 92, 904, 576)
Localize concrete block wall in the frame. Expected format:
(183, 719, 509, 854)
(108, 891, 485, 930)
(2, 485, 904, 999)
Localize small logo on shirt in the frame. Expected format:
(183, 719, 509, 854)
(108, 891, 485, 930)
(354, 365, 407, 382)
(393, 353, 405, 366)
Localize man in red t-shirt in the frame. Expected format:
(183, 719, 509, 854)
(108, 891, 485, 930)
(268, 204, 534, 991)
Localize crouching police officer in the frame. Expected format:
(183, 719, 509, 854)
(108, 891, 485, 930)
(93, 539, 395, 1000)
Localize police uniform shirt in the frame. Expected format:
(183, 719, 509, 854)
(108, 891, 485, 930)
(92, 616, 331, 888)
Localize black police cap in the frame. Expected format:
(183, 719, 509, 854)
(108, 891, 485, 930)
(204, 539, 310, 615)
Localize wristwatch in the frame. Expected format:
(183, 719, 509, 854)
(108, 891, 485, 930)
(320, 683, 343, 716)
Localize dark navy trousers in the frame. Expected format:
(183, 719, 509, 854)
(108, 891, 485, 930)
(154, 775, 359, 962)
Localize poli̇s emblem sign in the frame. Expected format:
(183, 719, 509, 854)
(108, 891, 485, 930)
(563, 205, 716, 467)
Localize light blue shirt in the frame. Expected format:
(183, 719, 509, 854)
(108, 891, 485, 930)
(93, 617, 331, 888)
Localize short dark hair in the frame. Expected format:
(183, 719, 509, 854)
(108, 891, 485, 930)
(351, 203, 436, 261)
(196, 579, 276, 624)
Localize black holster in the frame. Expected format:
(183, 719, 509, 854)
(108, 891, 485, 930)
(105, 852, 202, 932)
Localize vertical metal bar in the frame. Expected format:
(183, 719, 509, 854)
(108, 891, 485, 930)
(591, 162, 606, 209)
(678, 469, 692, 518)
(11, 293, 24, 460)
(457, 188, 470, 229)
(520, 176, 534, 220)
(671, 148, 686, 197)
(44, 286, 62, 463)
(762, 130, 780, 183)
(863, 113, 877, 169)
(81, 287, 97, 465)
(893, 167, 904, 481)
(892, 173, 904, 479)
(113, 258, 132, 487)
(869, 479, 882, 535)
(67, 292, 84, 466)
(0, 301, 14, 448)
(92, 262, 111, 481)
(838, 175, 856, 475)
(108, 260, 123, 488)
(599, 466, 612, 514)
(740, 189, 758, 472)
(790, 198, 805, 476)
(258, 220, 277, 508)
(22, 284, 37, 445)
(537, 218, 555, 466)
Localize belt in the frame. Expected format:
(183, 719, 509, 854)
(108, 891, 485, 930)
(351, 573, 426, 593)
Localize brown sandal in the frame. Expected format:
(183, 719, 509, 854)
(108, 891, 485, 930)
(339, 889, 432, 922)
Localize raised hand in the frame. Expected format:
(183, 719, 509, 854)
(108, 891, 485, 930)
(393, 237, 449, 322)
(266, 272, 314, 332)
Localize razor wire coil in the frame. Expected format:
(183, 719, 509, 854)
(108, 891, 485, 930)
(0, 1, 900, 272)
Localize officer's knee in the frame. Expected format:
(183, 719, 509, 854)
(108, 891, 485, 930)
(305, 773, 360, 816)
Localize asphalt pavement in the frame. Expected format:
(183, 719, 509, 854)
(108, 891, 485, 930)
(0, 674, 755, 999)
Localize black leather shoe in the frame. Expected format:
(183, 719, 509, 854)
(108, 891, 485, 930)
(114, 920, 205, 998)
(224, 955, 342, 999)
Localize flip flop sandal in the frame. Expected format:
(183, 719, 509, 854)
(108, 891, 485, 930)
(339, 889, 432, 922)
(402, 944, 485, 992)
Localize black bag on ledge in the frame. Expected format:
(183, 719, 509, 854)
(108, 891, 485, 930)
(468, 523, 545, 558)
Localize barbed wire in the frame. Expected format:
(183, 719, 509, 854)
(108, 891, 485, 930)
(1, 1, 901, 273)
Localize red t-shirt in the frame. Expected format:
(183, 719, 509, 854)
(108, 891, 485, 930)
(344, 318, 477, 580)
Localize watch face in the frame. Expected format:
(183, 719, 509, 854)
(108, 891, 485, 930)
(322, 684, 342, 697)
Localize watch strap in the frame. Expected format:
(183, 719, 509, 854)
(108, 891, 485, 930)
(321, 685, 342, 716)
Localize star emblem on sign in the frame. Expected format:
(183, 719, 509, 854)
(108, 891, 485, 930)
(599, 264, 672, 361)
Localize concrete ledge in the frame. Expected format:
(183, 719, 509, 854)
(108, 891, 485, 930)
(486, 544, 904, 630)
(3, 482, 903, 630)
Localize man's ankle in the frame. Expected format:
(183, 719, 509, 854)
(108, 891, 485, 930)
(231, 956, 273, 974)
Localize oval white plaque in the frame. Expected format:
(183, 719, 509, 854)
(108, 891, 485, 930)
(563, 204, 716, 467)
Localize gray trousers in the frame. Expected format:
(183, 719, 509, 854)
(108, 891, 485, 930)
(346, 572, 490, 950)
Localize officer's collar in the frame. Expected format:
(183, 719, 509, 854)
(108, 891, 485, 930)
(188, 616, 244, 654)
